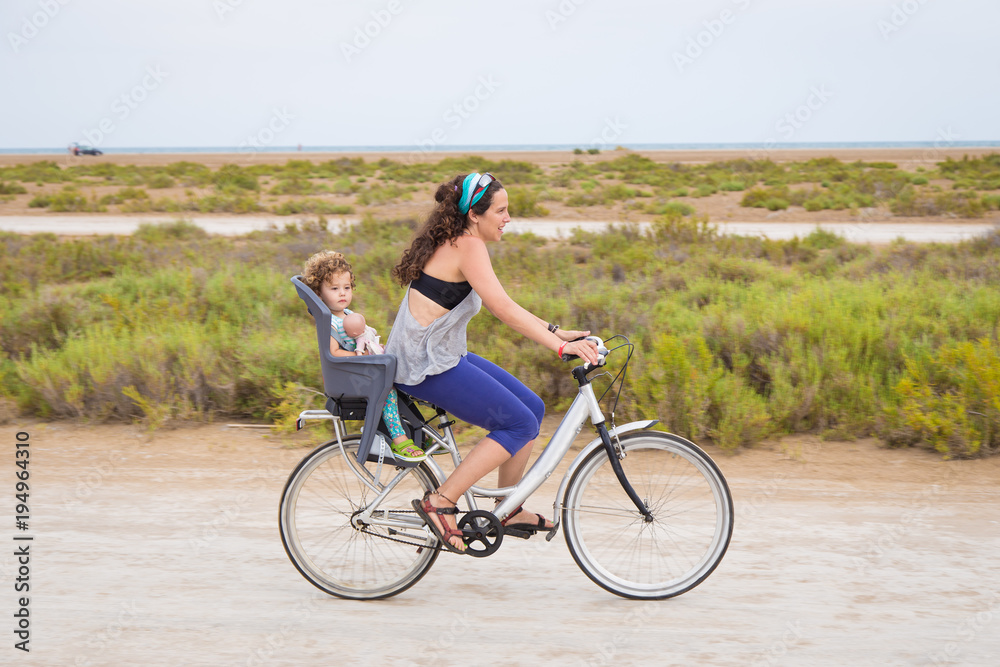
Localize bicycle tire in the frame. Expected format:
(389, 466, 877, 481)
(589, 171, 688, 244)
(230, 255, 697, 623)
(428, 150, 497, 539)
(279, 437, 441, 600)
(562, 431, 733, 600)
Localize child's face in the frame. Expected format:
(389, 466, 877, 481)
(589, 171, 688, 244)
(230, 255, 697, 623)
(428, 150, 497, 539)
(319, 271, 353, 316)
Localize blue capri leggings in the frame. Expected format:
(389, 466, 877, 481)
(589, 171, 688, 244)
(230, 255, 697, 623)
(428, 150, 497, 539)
(397, 353, 544, 455)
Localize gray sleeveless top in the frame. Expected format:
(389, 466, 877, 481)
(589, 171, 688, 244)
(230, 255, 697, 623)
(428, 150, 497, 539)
(384, 286, 482, 386)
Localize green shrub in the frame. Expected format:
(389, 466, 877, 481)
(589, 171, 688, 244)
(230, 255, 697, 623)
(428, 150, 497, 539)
(649, 213, 715, 243)
(42, 187, 104, 212)
(272, 199, 353, 216)
(803, 228, 845, 249)
(212, 164, 259, 191)
(506, 187, 549, 217)
(644, 201, 694, 216)
(603, 184, 638, 201)
(890, 187, 986, 217)
(632, 334, 716, 442)
(195, 193, 263, 213)
(146, 173, 176, 189)
(330, 178, 357, 195)
(0, 182, 27, 195)
(99, 187, 150, 206)
(708, 374, 772, 450)
(163, 161, 213, 187)
(133, 220, 209, 243)
(2, 161, 68, 184)
(741, 187, 786, 208)
(565, 192, 603, 207)
(355, 183, 412, 206)
(269, 178, 319, 196)
(881, 339, 1000, 458)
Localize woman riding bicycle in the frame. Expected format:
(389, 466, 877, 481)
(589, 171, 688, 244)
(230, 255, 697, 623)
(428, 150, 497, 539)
(384, 172, 600, 553)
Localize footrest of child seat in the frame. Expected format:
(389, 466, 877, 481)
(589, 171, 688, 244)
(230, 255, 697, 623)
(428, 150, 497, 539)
(295, 409, 337, 431)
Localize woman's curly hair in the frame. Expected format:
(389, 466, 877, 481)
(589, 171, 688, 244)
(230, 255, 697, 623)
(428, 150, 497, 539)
(392, 173, 503, 286)
(302, 250, 355, 294)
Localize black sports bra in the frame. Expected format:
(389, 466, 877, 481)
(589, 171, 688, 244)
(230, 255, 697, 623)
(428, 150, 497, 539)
(410, 272, 472, 310)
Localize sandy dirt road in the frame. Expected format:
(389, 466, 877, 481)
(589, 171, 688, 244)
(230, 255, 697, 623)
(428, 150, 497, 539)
(3, 419, 999, 666)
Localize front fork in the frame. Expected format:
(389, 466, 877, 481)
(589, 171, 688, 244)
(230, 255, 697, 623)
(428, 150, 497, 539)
(596, 422, 654, 522)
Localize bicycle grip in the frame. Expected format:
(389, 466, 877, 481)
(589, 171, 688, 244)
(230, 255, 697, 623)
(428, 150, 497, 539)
(560, 335, 587, 362)
(560, 335, 606, 364)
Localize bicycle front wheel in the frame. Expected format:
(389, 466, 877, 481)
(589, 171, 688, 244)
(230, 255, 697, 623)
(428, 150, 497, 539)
(279, 437, 440, 600)
(562, 431, 733, 600)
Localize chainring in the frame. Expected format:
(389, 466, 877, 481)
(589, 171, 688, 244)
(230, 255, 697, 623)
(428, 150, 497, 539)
(458, 510, 504, 558)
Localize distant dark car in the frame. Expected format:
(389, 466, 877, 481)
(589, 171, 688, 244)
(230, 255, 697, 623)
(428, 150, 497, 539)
(70, 143, 103, 156)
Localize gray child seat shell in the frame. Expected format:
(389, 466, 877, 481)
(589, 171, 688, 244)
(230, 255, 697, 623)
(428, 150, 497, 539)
(291, 275, 427, 467)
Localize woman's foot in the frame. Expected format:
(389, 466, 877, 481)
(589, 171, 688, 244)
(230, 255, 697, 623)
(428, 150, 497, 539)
(413, 491, 465, 553)
(391, 437, 426, 462)
(501, 505, 554, 532)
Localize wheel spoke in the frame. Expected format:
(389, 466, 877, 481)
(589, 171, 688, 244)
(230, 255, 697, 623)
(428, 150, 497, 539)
(569, 503, 647, 520)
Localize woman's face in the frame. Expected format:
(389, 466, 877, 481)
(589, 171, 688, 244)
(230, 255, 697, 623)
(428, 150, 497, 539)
(468, 188, 510, 243)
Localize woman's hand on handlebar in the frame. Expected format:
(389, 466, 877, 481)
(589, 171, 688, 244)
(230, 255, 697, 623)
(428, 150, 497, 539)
(561, 337, 601, 366)
(555, 328, 590, 342)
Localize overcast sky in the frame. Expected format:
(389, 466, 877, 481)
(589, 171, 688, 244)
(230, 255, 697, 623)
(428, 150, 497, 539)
(2, 0, 998, 150)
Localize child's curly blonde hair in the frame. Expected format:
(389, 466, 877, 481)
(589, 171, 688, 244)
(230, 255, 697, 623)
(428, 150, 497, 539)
(302, 250, 356, 294)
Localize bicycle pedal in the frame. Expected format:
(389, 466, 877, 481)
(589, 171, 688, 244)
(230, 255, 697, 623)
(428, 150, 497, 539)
(503, 527, 534, 540)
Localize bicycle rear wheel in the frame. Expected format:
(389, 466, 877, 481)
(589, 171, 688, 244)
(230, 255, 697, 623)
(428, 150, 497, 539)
(279, 437, 440, 600)
(562, 431, 733, 600)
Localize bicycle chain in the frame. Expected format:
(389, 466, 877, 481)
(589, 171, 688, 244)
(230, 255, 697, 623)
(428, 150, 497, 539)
(355, 493, 506, 552)
(357, 508, 464, 552)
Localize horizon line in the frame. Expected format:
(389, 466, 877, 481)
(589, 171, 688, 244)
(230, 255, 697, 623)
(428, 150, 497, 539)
(3, 140, 1000, 155)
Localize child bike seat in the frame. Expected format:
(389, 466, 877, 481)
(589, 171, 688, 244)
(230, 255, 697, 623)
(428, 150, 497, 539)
(291, 275, 399, 466)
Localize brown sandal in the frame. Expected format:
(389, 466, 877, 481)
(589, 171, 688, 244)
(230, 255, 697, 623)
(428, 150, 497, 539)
(501, 505, 553, 533)
(412, 491, 466, 554)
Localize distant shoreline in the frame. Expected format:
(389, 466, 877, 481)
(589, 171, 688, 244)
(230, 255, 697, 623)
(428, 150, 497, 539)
(3, 140, 999, 154)
(2, 145, 998, 169)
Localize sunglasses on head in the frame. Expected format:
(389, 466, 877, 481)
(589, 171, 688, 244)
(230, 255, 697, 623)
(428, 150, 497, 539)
(471, 172, 495, 199)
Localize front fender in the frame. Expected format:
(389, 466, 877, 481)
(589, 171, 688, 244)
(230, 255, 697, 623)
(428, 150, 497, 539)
(549, 420, 658, 533)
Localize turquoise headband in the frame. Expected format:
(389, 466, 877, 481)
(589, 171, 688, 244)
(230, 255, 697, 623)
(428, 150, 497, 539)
(458, 172, 493, 215)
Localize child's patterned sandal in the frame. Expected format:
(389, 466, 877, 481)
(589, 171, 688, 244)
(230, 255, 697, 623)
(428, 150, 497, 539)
(391, 438, 426, 462)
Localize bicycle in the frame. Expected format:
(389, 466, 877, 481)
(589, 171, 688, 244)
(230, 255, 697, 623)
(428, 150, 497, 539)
(279, 276, 734, 601)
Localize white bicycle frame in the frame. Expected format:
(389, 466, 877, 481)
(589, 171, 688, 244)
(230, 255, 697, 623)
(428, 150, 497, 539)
(295, 337, 655, 541)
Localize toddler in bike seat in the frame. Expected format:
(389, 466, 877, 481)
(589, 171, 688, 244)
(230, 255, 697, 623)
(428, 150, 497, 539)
(302, 250, 425, 462)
